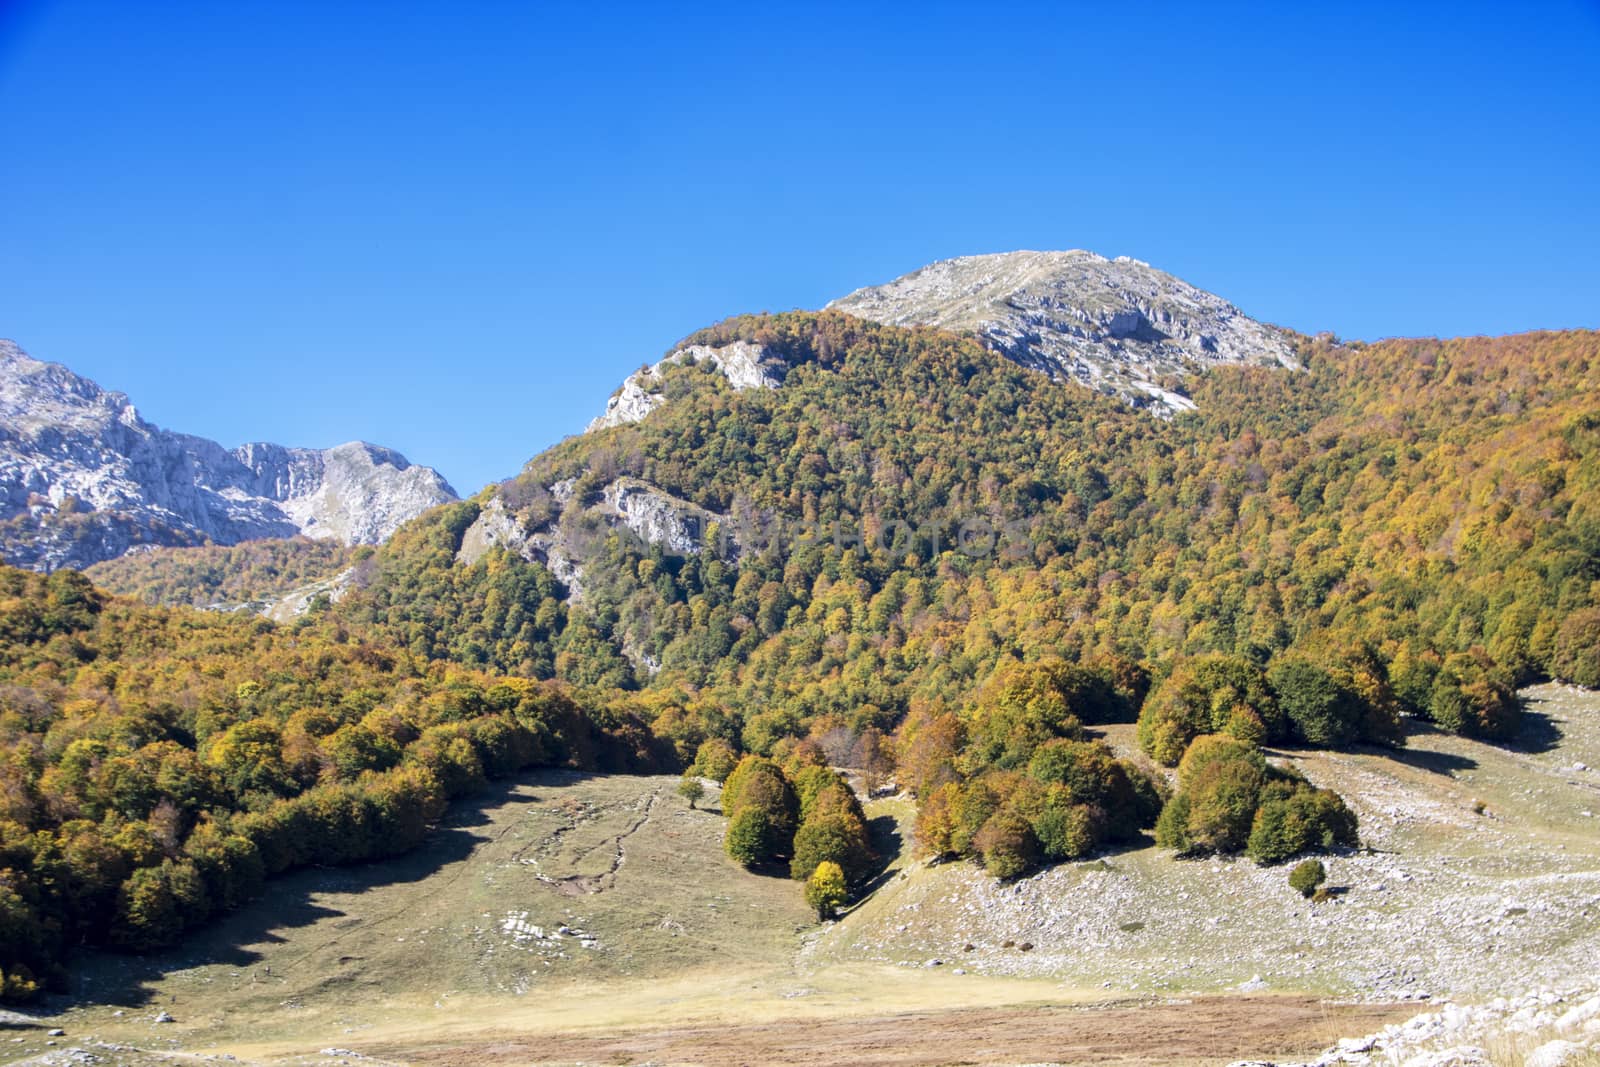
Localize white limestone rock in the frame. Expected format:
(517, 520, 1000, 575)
(0, 340, 457, 570)
(601, 478, 722, 556)
(829, 250, 1299, 415)
(587, 340, 784, 432)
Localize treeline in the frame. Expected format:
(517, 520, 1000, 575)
(0, 566, 669, 999)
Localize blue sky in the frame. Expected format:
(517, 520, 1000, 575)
(2, 1, 1597, 494)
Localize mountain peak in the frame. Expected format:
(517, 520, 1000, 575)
(0, 340, 458, 570)
(827, 250, 1298, 413)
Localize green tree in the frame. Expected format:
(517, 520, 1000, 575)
(790, 810, 873, 882)
(1289, 858, 1327, 898)
(691, 737, 739, 782)
(1269, 658, 1363, 746)
(725, 806, 774, 868)
(112, 860, 210, 951)
(1246, 778, 1359, 864)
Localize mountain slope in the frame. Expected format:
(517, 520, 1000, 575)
(828, 250, 1298, 413)
(0, 340, 458, 570)
(342, 312, 1599, 747)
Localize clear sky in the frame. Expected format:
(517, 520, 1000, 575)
(2, 1, 1597, 494)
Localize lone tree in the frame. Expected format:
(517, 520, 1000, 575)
(677, 774, 705, 810)
(804, 861, 848, 920)
(1289, 858, 1327, 898)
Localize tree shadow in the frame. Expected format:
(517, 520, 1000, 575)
(1379, 743, 1479, 776)
(42, 771, 561, 1017)
(852, 814, 905, 899)
(1512, 704, 1564, 755)
(1340, 719, 1480, 775)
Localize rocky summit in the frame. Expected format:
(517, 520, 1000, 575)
(828, 249, 1300, 414)
(0, 340, 458, 570)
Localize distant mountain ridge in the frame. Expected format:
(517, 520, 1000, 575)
(828, 250, 1299, 414)
(0, 339, 458, 570)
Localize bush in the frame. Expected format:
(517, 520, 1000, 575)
(804, 860, 848, 920)
(1288, 858, 1327, 898)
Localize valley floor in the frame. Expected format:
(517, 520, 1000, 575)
(4, 685, 1597, 1067)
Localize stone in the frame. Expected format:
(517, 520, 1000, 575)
(1398, 1046, 1493, 1067)
(1526, 1039, 1591, 1067)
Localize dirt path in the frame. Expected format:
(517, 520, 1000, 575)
(371, 995, 1410, 1067)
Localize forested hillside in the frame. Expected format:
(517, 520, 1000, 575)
(83, 538, 357, 610)
(412, 316, 1598, 739)
(0, 567, 670, 998)
(3, 314, 1597, 1001)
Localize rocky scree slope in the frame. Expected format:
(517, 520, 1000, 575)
(828, 249, 1299, 414)
(0, 340, 458, 570)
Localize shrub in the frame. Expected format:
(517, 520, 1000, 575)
(1289, 858, 1327, 898)
(804, 860, 848, 920)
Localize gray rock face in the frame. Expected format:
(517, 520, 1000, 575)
(588, 340, 784, 432)
(0, 340, 458, 570)
(459, 477, 734, 606)
(828, 250, 1299, 414)
(601, 478, 719, 556)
